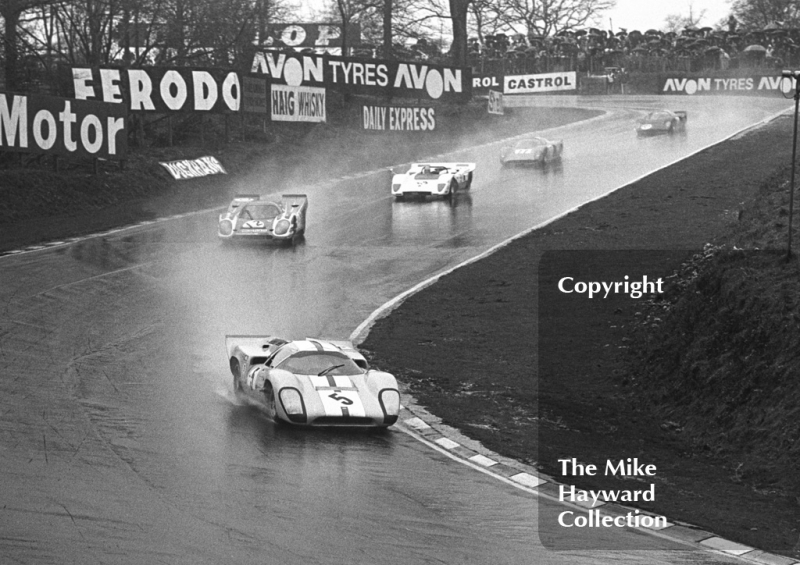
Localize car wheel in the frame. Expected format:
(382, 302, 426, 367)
(230, 359, 242, 394)
(465, 172, 473, 189)
(394, 194, 405, 201)
(446, 180, 456, 199)
(264, 383, 278, 421)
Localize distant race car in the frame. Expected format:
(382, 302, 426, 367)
(218, 194, 307, 243)
(391, 162, 475, 200)
(500, 137, 563, 167)
(636, 110, 687, 136)
(227, 335, 400, 428)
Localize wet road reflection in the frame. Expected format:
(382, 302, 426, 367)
(0, 96, 788, 564)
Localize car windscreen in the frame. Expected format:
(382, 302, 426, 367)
(645, 112, 671, 121)
(241, 203, 280, 220)
(276, 351, 365, 375)
(415, 167, 447, 180)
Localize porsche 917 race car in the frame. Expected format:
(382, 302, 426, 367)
(218, 194, 307, 243)
(227, 335, 400, 428)
(391, 162, 475, 200)
(636, 110, 687, 136)
(500, 137, 563, 167)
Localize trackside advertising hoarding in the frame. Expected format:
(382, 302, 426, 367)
(159, 156, 226, 179)
(72, 67, 241, 113)
(504, 71, 577, 94)
(251, 49, 471, 102)
(271, 84, 326, 122)
(472, 74, 504, 96)
(660, 73, 797, 96)
(362, 104, 435, 131)
(0, 92, 127, 159)
(260, 23, 361, 50)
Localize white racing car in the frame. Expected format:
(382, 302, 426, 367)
(227, 335, 400, 427)
(391, 162, 476, 200)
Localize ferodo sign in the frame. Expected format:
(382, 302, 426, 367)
(362, 105, 435, 131)
(661, 74, 795, 96)
(0, 92, 127, 159)
(504, 71, 576, 94)
(72, 67, 241, 113)
(251, 49, 470, 102)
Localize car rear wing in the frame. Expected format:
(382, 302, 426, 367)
(409, 162, 476, 174)
(225, 334, 284, 358)
(673, 111, 688, 122)
(281, 194, 308, 213)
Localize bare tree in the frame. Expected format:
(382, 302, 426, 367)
(1, 0, 57, 89)
(495, 0, 615, 37)
(730, 0, 800, 30)
(663, 2, 708, 33)
(448, 0, 468, 65)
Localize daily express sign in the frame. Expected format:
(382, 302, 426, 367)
(0, 92, 127, 159)
(251, 49, 470, 102)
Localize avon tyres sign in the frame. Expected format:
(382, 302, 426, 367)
(504, 71, 577, 94)
(271, 85, 326, 122)
(251, 49, 471, 102)
(261, 23, 361, 49)
(72, 67, 241, 113)
(362, 105, 435, 131)
(660, 74, 795, 96)
(0, 92, 127, 159)
(159, 156, 226, 179)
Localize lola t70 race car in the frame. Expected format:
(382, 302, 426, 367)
(636, 110, 687, 136)
(391, 162, 475, 200)
(218, 194, 307, 243)
(500, 137, 563, 167)
(227, 335, 400, 428)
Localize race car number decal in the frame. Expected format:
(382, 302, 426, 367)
(328, 392, 354, 405)
(242, 220, 266, 229)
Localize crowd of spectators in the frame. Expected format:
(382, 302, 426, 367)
(467, 17, 800, 76)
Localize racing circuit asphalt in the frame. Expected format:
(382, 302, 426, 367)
(0, 96, 791, 565)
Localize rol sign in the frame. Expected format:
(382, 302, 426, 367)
(0, 92, 127, 159)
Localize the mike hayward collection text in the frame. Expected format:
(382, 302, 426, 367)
(556, 458, 668, 529)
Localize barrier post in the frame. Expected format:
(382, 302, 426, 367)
(783, 70, 800, 260)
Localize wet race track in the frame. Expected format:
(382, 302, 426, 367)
(0, 96, 791, 564)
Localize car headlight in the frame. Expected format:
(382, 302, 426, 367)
(219, 219, 233, 236)
(392, 183, 401, 192)
(640, 124, 652, 130)
(437, 183, 446, 192)
(273, 218, 292, 236)
(279, 387, 306, 423)
(379, 389, 400, 424)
